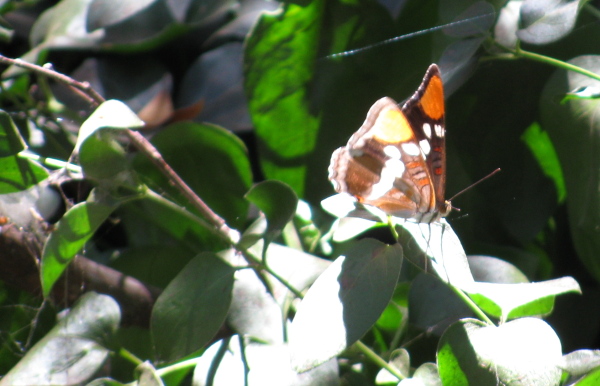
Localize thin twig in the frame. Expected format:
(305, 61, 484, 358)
(0, 54, 240, 244)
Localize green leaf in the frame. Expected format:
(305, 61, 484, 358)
(464, 276, 581, 321)
(0, 156, 48, 194)
(244, 1, 323, 198)
(438, 318, 562, 385)
(133, 122, 252, 229)
(0, 101, 46, 191)
(541, 55, 600, 282)
(0, 110, 26, 156)
(1, 293, 120, 385)
(517, 0, 581, 45)
(245, 180, 298, 257)
(75, 99, 144, 152)
(289, 239, 402, 372)
(377, 283, 408, 332)
(79, 130, 129, 181)
(151, 252, 235, 363)
(575, 368, 600, 385)
(521, 122, 566, 203)
(41, 200, 116, 297)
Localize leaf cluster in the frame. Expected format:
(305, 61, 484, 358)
(0, 0, 598, 385)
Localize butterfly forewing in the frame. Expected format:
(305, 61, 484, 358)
(401, 64, 448, 216)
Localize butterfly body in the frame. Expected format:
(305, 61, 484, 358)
(328, 64, 450, 223)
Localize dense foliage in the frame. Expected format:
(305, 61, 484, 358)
(0, 0, 598, 385)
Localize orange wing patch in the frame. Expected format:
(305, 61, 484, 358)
(372, 109, 414, 143)
(419, 75, 444, 120)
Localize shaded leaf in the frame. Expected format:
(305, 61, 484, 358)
(117, 189, 226, 253)
(133, 122, 252, 229)
(467, 255, 529, 284)
(87, 0, 158, 30)
(151, 252, 235, 362)
(245, 180, 298, 257)
(540, 55, 600, 282)
(0, 293, 120, 385)
(409, 274, 473, 335)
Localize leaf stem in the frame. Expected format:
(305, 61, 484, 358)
(118, 347, 144, 366)
(354, 340, 405, 380)
(495, 44, 600, 82)
(583, 3, 600, 20)
(241, 248, 305, 299)
(448, 285, 494, 325)
(18, 150, 82, 173)
(155, 357, 199, 378)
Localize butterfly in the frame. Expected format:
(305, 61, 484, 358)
(328, 64, 451, 223)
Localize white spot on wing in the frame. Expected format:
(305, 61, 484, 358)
(434, 124, 444, 138)
(402, 142, 420, 156)
(383, 145, 401, 159)
(422, 123, 432, 138)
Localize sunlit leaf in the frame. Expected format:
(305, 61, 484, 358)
(289, 239, 402, 372)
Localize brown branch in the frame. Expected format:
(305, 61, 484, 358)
(0, 224, 160, 327)
(0, 56, 104, 105)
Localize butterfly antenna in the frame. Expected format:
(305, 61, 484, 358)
(448, 168, 501, 202)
